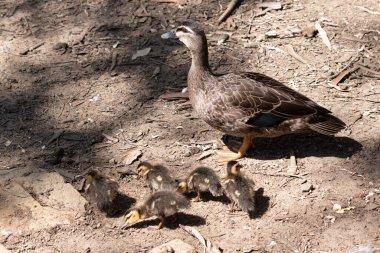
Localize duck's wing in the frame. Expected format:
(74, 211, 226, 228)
(213, 72, 345, 133)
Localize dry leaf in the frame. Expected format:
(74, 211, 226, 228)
(131, 47, 151, 60)
(315, 22, 331, 50)
(123, 147, 142, 165)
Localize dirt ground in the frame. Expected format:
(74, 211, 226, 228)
(0, 0, 379, 252)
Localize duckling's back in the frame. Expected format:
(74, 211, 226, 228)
(224, 174, 255, 212)
(189, 167, 223, 196)
(85, 172, 119, 214)
(145, 191, 190, 217)
(146, 165, 176, 191)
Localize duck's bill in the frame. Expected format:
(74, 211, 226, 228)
(161, 31, 177, 39)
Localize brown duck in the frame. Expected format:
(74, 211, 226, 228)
(162, 22, 346, 161)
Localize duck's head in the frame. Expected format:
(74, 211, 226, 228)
(162, 22, 207, 53)
(226, 161, 242, 175)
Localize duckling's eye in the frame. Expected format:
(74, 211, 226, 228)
(176, 27, 189, 33)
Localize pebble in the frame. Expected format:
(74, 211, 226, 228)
(301, 182, 313, 192)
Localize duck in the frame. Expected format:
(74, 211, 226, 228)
(83, 170, 120, 216)
(177, 166, 223, 201)
(222, 161, 255, 214)
(162, 22, 346, 161)
(136, 161, 176, 192)
(123, 190, 190, 229)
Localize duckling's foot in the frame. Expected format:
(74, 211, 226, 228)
(191, 192, 201, 202)
(156, 218, 165, 230)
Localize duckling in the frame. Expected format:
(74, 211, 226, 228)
(177, 166, 223, 202)
(84, 170, 119, 216)
(222, 161, 255, 214)
(137, 161, 176, 191)
(123, 190, 190, 229)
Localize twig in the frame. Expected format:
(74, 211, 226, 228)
(180, 225, 222, 253)
(331, 66, 359, 86)
(71, 25, 94, 46)
(43, 130, 64, 149)
(217, 0, 241, 24)
(252, 171, 305, 179)
(355, 63, 380, 77)
(148, 57, 176, 68)
(355, 6, 380, 15)
(329, 46, 364, 80)
(19, 42, 45, 55)
(109, 51, 118, 71)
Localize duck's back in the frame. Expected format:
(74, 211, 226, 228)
(189, 71, 345, 137)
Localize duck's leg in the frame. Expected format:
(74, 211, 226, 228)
(191, 191, 201, 202)
(219, 135, 253, 161)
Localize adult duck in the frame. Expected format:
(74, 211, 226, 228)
(162, 22, 346, 161)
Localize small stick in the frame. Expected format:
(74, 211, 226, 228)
(329, 46, 364, 80)
(43, 130, 64, 149)
(252, 171, 305, 179)
(355, 63, 380, 77)
(355, 6, 380, 15)
(217, 0, 241, 24)
(19, 42, 45, 55)
(331, 66, 359, 86)
(109, 51, 118, 71)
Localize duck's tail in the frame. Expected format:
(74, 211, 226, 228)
(307, 113, 346, 135)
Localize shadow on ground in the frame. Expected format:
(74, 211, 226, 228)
(223, 134, 363, 160)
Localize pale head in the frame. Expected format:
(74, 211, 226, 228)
(175, 22, 207, 53)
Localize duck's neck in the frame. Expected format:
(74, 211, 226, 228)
(189, 38, 211, 74)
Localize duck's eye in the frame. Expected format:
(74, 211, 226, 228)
(176, 27, 189, 33)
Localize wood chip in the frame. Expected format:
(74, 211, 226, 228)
(315, 22, 331, 50)
(287, 149, 297, 175)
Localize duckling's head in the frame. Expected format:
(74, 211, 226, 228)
(136, 162, 152, 178)
(84, 170, 99, 191)
(176, 179, 189, 194)
(124, 208, 147, 227)
(226, 161, 242, 175)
